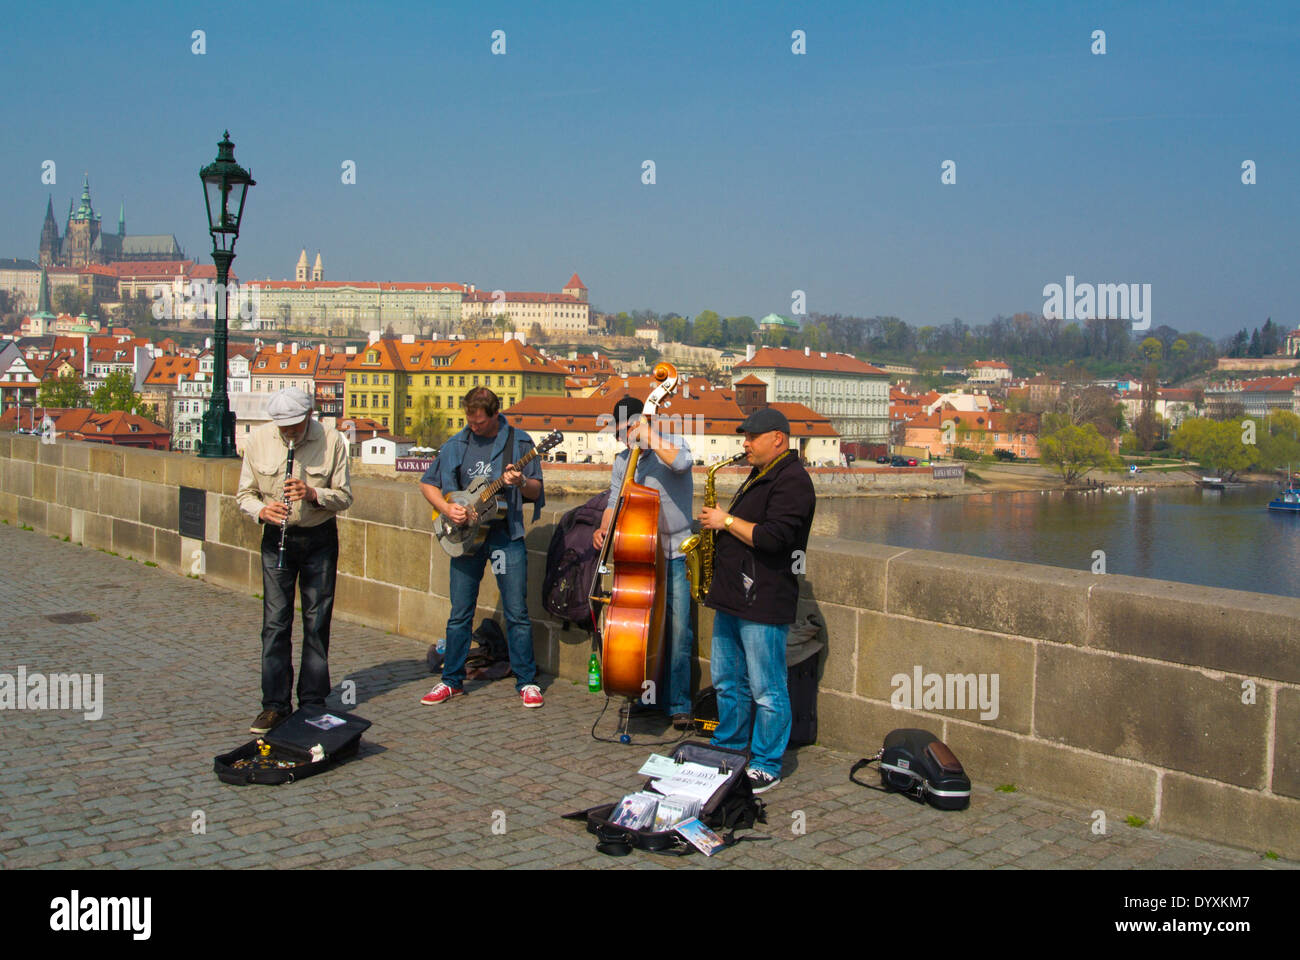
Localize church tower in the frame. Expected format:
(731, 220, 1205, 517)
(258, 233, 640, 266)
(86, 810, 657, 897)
(312, 252, 323, 282)
(118, 200, 125, 237)
(39, 196, 61, 267)
(295, 249, 308, 282)
(64, 176, 102, 267)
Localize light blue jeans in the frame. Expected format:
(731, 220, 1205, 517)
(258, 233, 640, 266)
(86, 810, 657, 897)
(659, 556, 694, 716)
(708, 610, 790, 776)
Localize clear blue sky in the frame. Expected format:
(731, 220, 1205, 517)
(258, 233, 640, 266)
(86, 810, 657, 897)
(3, 0, 1296, 340)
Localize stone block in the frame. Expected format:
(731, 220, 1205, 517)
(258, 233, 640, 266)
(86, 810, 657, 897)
(57, 469, 98, 512)
(205, 491, 221, 542)
(164, 455, 207, 491)
(45, 503, 72, 540)
(1274, 686, 1300, 800)
(397, 587, 450, 642)
(32, 464, 57, 502)
(5, 459, 33, 498)
(201, 541, 257, 594)
(36, 441, 63, 467)
(942, 721, 1159, 817)
(88, 445, 124, 478)
(0, 491, 16, 523)
(816, 690, 935, 753)
(429, 544, 450, 598)
(797, 598, 854, 695)
(337, 519, 366, 577)
(343, 482, 408, 527)
(97, 475, 141, 523)
(857, 611, 1033, 734)
(1089, 575, 1300, 685)
(214, 460, 242, 497)
(155, 530, 183, 573)
(112, 519, 155, 561)
(696, 605, 715, 661)
(0, 435, 10, 459)
(1160, 772, 1300, 860)
(365, 524, 432, 592)
(121, 447, 167, 484)
(218, 495, 262, 552)
(18, 497, 46, 530)
(1036, 644, 1268, 788)
(334, 574, 400, 633)
(10, 435, 37, 462)
(804, 540, 908, 613)
(60, 442, 91, 473)
(139, 481, 179, 531)
(887, 549, 1092, 645)
(82, 512, 113, 551)
(180, 536, 204, 576)
(557, 626, 592, 683)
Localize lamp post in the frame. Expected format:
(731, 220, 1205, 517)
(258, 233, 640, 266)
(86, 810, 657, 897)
(197, 131, 255, 458)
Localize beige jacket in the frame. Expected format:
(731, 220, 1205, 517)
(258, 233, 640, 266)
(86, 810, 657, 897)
(236, 419, 353, 527)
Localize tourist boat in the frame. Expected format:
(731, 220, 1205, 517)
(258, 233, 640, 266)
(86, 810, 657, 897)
(1268, 487, 1300, 512)
(1198, 476, 1244, 490)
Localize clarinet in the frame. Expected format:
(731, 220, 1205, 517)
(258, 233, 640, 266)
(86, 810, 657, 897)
(276, 440, 295, 570)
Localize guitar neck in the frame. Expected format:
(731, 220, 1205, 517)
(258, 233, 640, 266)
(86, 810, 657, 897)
(474, 445, 541, 508)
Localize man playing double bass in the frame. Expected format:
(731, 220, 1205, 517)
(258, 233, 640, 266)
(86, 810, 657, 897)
(698, 408, 815, 794)
(593, 395, 696, 728)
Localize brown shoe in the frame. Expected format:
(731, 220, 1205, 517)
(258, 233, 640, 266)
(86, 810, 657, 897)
(250, 709, 288, 735)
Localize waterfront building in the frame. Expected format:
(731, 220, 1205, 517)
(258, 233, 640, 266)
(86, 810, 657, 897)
(905, 405, 1040, 460)
(731, 344, 890, 444)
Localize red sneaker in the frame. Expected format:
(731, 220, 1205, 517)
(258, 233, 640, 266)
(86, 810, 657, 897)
(420, 682, 464, 705)
(520, 684, 543, 708)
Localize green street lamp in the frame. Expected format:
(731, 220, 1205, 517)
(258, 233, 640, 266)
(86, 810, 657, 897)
(197, 130, 255, 458)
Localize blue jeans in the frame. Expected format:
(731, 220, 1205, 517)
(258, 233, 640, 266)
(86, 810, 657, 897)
(656, 556, 694, 716)
(709, 610, 790, 776)
(443, 524, 536, 692)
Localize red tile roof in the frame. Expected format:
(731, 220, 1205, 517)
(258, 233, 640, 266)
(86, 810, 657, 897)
(733, 347, 887, 376)
(565, 273, 586, 290)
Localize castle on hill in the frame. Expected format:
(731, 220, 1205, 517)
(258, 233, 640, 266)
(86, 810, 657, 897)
(39, 176, 185, 268)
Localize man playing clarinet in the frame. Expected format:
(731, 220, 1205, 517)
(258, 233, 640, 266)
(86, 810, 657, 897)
(236, 387, 353, 735)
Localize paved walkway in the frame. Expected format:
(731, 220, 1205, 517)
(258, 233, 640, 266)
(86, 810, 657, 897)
(0, 523, 1288, 870)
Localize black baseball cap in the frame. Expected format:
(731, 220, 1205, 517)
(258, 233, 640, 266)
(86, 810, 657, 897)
(736, 407, 790, 435)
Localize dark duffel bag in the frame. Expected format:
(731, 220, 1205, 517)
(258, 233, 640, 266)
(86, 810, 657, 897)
(214, 708, 371, 786)
(850, 728, 971, 811)
(563, 742, 765, 856)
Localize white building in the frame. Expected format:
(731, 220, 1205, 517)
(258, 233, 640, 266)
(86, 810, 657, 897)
(730, 345, 890, 443)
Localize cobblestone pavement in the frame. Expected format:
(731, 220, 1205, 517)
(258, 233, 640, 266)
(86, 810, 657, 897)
(0, 524, 1290, 870)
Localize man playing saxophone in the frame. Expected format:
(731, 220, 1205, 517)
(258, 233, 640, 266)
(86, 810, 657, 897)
(592, 395, 695, 728)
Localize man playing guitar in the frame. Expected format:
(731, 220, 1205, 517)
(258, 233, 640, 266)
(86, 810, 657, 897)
(418, 387, 546, 708)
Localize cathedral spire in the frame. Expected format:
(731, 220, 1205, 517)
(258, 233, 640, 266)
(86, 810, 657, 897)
(118, 199, 125, 237)
(33, 267, 54, 319)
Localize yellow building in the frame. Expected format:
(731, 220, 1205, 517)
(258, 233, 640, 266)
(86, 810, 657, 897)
(343, 336, 569, 433)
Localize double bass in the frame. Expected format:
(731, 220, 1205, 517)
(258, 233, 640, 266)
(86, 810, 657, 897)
(589, 362, 681, 700)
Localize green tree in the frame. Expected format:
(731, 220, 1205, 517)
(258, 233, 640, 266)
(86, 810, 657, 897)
(1258, 410, 1300, 472)
(38, 373, 90, 409)
(1039, 422, 1120, 484)
(1139, 337, 1163, 363)
(1170, 418, 1257, 481)
(411, 396, 450, 449)
(90, 369, 147, 415)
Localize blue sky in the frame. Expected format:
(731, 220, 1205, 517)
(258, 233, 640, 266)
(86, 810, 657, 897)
(3, 0, 1296, 340)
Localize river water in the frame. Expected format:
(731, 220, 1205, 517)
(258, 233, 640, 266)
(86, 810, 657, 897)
(554, 486, 1300, 598)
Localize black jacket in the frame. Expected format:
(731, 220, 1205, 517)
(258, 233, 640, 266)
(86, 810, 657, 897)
(705, 453, 816, 625)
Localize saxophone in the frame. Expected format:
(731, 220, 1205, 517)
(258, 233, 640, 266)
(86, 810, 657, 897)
(681, 452, 749, 603)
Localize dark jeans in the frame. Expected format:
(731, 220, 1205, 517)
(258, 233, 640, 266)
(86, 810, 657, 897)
(260, 518, 339, 713)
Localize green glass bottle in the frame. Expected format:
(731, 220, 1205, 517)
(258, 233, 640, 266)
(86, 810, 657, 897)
(587, 652, 602, 692)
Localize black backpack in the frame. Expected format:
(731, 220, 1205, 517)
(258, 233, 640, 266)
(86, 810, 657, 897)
(542, 490, 609, 631)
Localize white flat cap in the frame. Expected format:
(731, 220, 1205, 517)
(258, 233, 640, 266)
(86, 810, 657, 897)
(267, 387, 313, 426)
